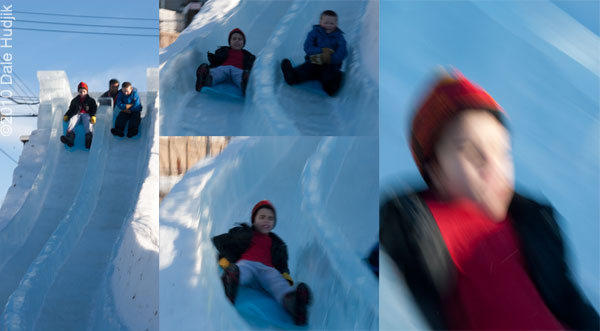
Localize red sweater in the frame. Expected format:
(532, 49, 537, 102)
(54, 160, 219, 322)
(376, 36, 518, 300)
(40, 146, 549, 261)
(425, 195, 564, 330)
(239, 231, 273, 267)
(221, 49, 244, 70)
(79, 95, 88, 114)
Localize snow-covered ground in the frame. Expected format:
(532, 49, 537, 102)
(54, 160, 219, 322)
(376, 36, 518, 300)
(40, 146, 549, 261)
(160, 136, 379, 330)
(159, 0, 378, 136)
(379, 0, 600, 327)
(0, 69, 159, 330)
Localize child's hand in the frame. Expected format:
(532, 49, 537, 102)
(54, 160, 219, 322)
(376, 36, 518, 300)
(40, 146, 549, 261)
(90, 116, 96, 124)
(282, 272, 294, 286)
(218, 257, 231, 269)
(310, 54, 322, 65)
(322, 48, 334, 55)
(125, 104, 132, 110)
(63, 115, 69, 122)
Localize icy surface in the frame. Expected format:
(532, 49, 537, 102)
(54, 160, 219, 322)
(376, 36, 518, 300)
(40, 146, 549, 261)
(1, 70, 159, 330)
(160, 136, 379, 330)
(379, 0, 600, 326)
(159, 0, 378, 136)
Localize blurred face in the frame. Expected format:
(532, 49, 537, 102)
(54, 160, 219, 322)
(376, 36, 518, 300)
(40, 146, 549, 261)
(429, 110, 514, 221)
(78, 88, 88, 97)
(109, 83, 119, 94)
(253, 208, 275, 234)
(320, 15, 338, 33)
(122, 86, 133, 96)
(229, 33, 244, 50)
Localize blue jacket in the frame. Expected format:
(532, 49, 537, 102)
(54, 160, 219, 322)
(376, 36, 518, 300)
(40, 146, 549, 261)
(303, 25, 348, 68)
(116, 88, 142, 112)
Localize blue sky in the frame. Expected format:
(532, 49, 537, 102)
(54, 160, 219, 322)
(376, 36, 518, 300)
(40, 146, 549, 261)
(0, 0, 158, 203)
(380, 0, 599, 309)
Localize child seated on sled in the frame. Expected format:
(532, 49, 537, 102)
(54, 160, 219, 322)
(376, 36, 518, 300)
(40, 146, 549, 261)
(196, 28, 256, 95)
(212, 200, 312, 326)
(281, 10, 348, 96)
(60, 82, 97, 149)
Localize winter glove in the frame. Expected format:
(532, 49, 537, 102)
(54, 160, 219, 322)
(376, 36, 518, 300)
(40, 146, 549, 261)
(63, 115, 69, 122)
(320, 48, 334, 64)
(282, 272, 294, 286)
(310, 54, 323, 65)
(218, 257, 231, 270)
(90, 116, 96, 124)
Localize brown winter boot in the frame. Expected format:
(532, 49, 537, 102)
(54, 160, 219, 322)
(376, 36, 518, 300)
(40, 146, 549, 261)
(282, 282, 312, 326)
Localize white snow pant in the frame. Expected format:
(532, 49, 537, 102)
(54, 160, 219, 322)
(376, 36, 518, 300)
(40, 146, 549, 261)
(237, 260, 294, 304)
(67, 113, 93, 133)
(210, 65, 243, 89)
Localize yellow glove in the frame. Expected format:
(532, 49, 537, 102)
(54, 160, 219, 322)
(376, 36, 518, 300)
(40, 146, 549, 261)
(310, 54, 322, 65)
(63, 115, 69, 122)
(218, 257, 230, 269)
(321, 47, 334, 64)
(282, 272, 294, 286)
(90, 116, 96, 124)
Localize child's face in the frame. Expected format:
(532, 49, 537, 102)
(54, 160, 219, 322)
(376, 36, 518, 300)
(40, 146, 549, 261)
(229, 33, 244, 50)
(429, 110, 514, 221)
(320, 15, 338, 34)
(254, 208, 275, 234)
(78, 88, 88, 97)
(122, 86, 133, 96)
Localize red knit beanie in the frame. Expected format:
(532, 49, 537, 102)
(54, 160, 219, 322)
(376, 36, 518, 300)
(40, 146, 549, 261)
(251, 200, 276, 225)
(78, 82, 88, 91)
(228, 28, 246, 47)
(410, 70, 506, 182)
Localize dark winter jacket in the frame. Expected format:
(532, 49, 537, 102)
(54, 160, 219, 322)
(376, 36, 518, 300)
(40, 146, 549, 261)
(380, 191, 600, 330)
(64, 95, 97, 119)
(100, 90, 118, 107)
(212, 223, 290, 274)
(116, 88, 142, 112)
(207, 47, 256, 72)
(303, 25, 348, 68)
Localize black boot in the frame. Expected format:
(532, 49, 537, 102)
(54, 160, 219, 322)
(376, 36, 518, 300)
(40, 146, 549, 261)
(111, 128, 124, 137)
(241, 70, 250, 96)
(85, 132, 93, 149)
(221, 264, 240, 304)
(60, 131, 75, 147)
(283, 282, 312, 326)
(195, 64, 211, 92)
(281, 59, 297, 85)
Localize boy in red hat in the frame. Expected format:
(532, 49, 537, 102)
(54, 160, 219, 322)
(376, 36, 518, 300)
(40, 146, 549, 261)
(195, 28, 256, 95)
(60, 82, 97, 149)
(280, 10, 348, 96)
(380, 71, 599, 330)
(212, 200, 313, 326)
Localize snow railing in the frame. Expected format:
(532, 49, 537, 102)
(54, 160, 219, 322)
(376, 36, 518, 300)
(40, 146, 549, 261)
(2, 95, 114, 330)
(0, 71, 71, 271)
(92, 67, 159, 331)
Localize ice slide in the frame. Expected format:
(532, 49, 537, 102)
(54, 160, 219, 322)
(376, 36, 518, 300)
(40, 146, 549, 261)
(1, 69, 159, 330)
(160, 137, 379, 330)
(159, 0, 378, 136)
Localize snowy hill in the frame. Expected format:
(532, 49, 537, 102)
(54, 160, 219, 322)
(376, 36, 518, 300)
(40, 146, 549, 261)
(159, 0, 378, 136)
(0, 69, 159, 330)
(160, 136, 379, 330)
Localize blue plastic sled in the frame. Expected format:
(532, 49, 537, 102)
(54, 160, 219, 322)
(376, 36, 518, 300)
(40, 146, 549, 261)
(202, 84, 245, 101)
(235, 286, 308, 330)
(286, 60, 332, 97)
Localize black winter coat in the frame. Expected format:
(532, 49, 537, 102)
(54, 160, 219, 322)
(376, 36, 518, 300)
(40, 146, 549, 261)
(64, 95, 97, 119)
(212, 223, 290, 274)
(207, 47, 256, 71)
(380, 191, 599, 330)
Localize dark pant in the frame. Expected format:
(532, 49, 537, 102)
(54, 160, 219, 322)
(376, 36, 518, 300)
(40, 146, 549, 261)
(113, 110, 141, 137)
(292, 62, 343, 96)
